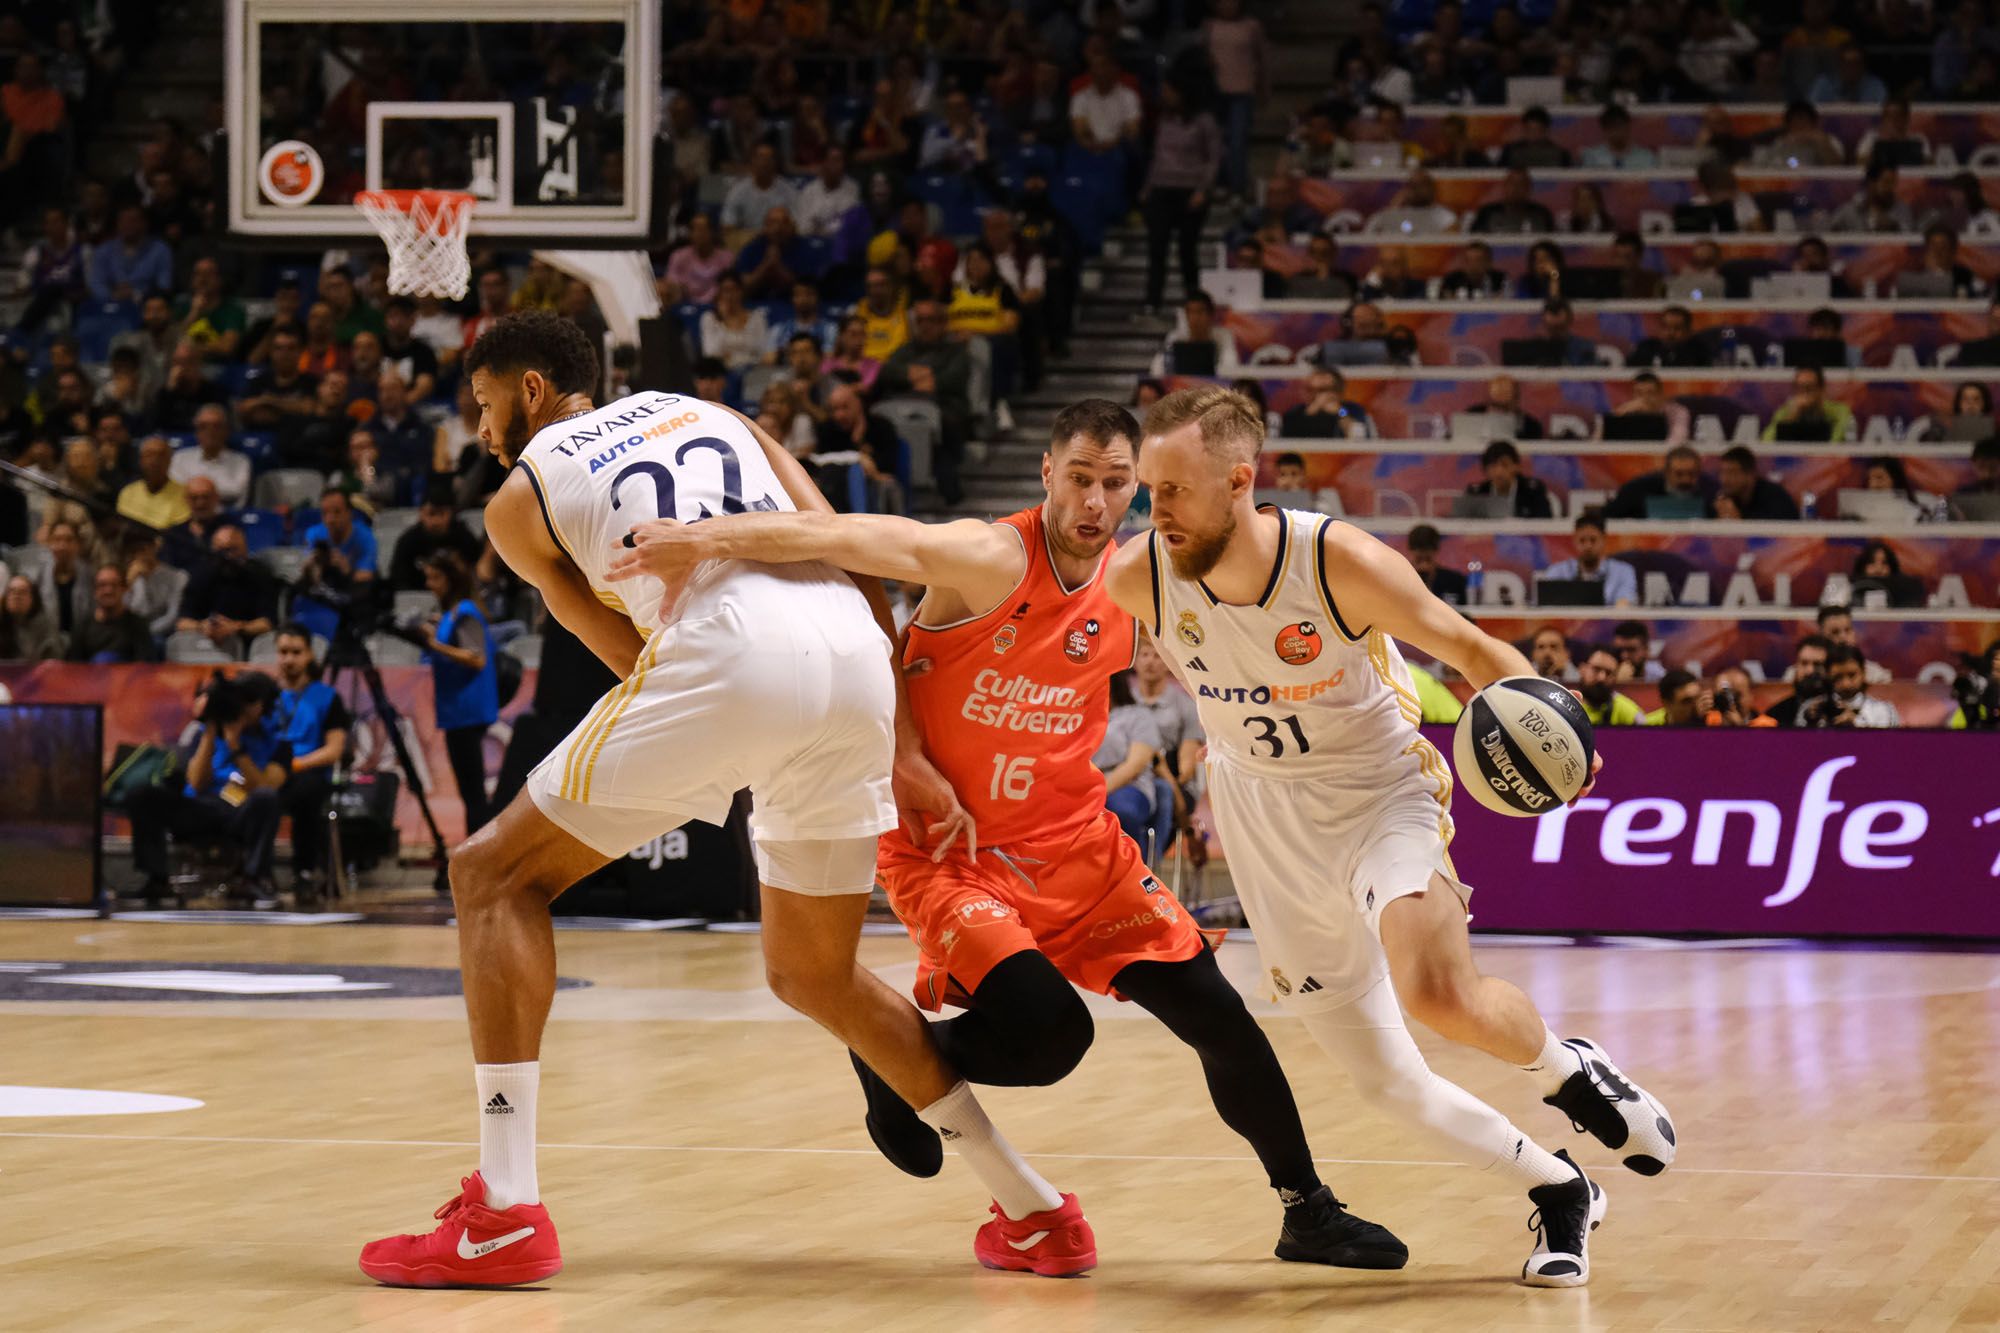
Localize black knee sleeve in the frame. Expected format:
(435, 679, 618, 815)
(933, 949, 1095, 1088)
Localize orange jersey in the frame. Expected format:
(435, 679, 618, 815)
(893, 507, 1137, 848)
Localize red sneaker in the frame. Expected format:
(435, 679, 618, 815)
(972, 1193, 1097, 1278)
(358, 1172, 562, 1288)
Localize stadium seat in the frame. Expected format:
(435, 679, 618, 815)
(165, 630, 232, 664)
(254, 468, 328, 511)
(234, 509, 287, 553)
(258, 547, 311, 584)
(741, 364, 783, 406)
(237, 432, 278, 470)
(74, 302, 140, 363)
(875, 399, 942, 490)
(371, 507, 422, 560)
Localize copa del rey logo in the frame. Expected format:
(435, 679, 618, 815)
(1530, 755, 1929, 907)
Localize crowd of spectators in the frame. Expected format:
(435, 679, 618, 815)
(649, 0, 1280, 496)
(1316, 0, 2000, 115)
(7, 0, 1256, 662)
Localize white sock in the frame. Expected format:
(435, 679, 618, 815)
(1486, 1127, 1580, 1189)
(475, 1062, 540, 1209)
(917, 1081, 1063, 1221)
(1520, 1027, 1582, 1098)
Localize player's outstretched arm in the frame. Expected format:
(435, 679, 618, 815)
(487, 472, 648, 678)
(1318, 522, 1533, 690)
(607, 402, 1026, 612)
(610, 509, 1020, 600)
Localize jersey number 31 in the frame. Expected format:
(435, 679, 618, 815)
(1243, 714, 1310, 758)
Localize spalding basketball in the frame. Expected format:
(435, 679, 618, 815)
(1452, 675, 1596, 817)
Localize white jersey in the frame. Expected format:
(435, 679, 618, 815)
(515, 390, 831, 630)
(1147, 507, 1451, 805)
(514, 392, 897, 869)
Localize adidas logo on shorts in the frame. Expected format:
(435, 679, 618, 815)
(1297, 977, 1325, 994)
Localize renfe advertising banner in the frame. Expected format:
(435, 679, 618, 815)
(1425, 725, 2000, 939)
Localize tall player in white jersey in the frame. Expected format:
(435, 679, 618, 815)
(358, 312, 1071, 1288)
(1103, 387, 1678, 1288)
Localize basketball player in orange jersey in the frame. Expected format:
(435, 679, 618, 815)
(1097, 387, 1677, 1286)
(610, 399, 1406, 1273)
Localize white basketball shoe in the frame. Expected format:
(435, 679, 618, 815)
(1543, 1037, 1678, 1176)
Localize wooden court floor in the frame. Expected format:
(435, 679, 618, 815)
(3, 918, 1999, 1332)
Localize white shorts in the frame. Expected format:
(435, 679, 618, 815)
(527, 568, 897, 892)
(1205, 757, 1471, 1011)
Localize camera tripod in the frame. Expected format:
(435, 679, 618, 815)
(318, 612, 452, 898)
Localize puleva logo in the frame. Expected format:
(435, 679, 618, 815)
(1063, 616, 1100, 664)
(1275, 621, 1322, 665)
(992, 624, 1017, 654)
(1177, 610, 1204, 648)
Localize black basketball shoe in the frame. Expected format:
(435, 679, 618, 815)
(849, 1052, 943, 1178)
(1274, 1187, 1409, 1269)
(1522, 1150, 1606, 1288)
(1543, 1037, 1678, 1176)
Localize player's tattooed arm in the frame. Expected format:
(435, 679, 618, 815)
(487, 472, 648, 678)
(1317, 521, 1534, 690)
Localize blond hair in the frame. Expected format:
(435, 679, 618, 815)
(1141, 385, 1266, 466)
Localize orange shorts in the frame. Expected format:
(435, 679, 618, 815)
(877, 807, 1207, 1011)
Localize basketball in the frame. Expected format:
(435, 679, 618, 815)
(1452, 676, 1596, 817)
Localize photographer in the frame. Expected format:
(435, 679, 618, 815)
(1948, 638, 2000, 730)
(1704, 666, 1774, 727)
(1795, 645, 1902, 728)
(418, 550, 498, 835)
(269, 624, 351, 888)
(1767, 634, 1832, 727)
(292, 487, 378, 644)
(126, 672, 287, 904)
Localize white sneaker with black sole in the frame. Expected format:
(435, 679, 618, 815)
(1521, 1150, 1606, 1288)
(1544, 1037, 1678, 1176)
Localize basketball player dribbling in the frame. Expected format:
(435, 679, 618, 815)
(611, 399, 1407, 1273)
(357, 312, 1072, 1287)
(1098, 387, 1678, 1287)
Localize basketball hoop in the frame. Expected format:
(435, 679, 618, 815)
(355, 189, 477, 300)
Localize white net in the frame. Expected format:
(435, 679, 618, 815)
(355, 190, 476, 300)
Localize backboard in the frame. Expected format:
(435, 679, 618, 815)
(225, 0, 655, 241)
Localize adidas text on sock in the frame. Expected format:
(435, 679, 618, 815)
(475, 1061, 541, 1209)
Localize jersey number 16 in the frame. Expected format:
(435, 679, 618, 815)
(989, 755, 1035, 801)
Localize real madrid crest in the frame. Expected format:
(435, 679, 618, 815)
(1176, 610, 1205, 648)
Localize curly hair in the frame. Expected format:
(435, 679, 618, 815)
(464, 310, 600, 396)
